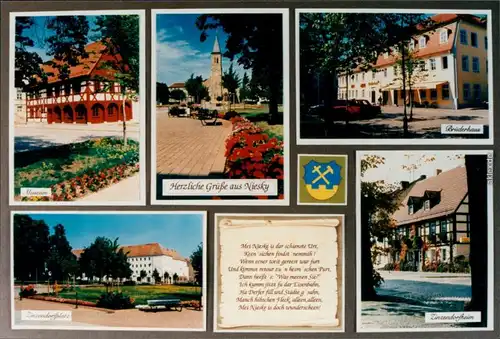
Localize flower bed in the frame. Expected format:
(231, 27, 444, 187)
(19, 285, 37, 298)
(15, 137, 140, 202)
(28, 295, 97, 307)
(224, 116, 284, 180)
(180, 300, 202, 310)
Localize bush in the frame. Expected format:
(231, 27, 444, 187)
(169, 106, 185, 116)
(19, 285, 37, 298)
(224, 116, 284, 180)
(400, 261, 417, 272)
(96, 292, 135, 310)
(122, 280, 136, 286)
(224, 110, 240, 120)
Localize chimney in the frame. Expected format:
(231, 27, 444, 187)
(436, 169, 442, 176)
(401, 181, 410, 189)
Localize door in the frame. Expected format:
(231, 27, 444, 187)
(371, 91, 376, 103)
(393, 90, 398, 106)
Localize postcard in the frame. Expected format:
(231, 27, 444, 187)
(11, 211, 207, 331)
(9, 10, 146, 205)
(151, 9, 290, 205)
(214, 214, 344, 332)
(356, 150, 493, 332)
(297, 9, 493, 145)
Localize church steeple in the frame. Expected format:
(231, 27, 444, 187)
(212, 34, 221, 54)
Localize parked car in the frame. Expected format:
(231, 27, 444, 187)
(307, 100, 362, 122)
(353, 99, 382, 117)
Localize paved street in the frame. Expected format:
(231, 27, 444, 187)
(156, 108, 231, 177)
(360, 271, 471, 330)
(301, 106, 489, 139)
(14, 298, 203, 329)
(14, 121, 140, 152)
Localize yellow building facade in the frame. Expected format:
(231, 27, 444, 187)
(338, 14, 489, 110)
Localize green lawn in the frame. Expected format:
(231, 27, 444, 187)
(14, 137, 139, 197)
(53, 284, 201, 305)
(234, 105, 284, 139)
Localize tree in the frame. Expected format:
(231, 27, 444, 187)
(152, 269, 161, 284)
(46, 224, 78, 282)
(393, 44, 429, 120)
(139, 270, 147, 282)
(465, 154, 488, 327)
(239, 72, 251, 107)
(184, 73, 209, 104)
(95, 14, 140, 146)
(170, 89, 186, 103)
(190, 243, 203, 286)
(196, 14, 283, 123)
(163, 271, 170, 284)
(14, 17, 46, 90)
(172, 272, 179, 284)
(78, 236, 129, 285)
(45, 16, 90, 81)
(222, 63, 241, 108)
(13, 215, 50, 283)
(360, 155, 401, 300)
(156, 82, 170, 105)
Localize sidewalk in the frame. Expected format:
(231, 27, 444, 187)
(77, 173, 142, 202)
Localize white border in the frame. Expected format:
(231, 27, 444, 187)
(150, 8, 290, 206)
(10, 210, 208, 332)
(297, 154, 348, 206)
(296, 8, 494, 145)
(9, 10, 147, 206)
(355, 150, 494, 332)
(213, 213, 346, 333)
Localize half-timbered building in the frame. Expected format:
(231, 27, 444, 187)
(25, 40, 135, 124)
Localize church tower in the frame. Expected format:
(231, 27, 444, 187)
(209, 35, 223, 103)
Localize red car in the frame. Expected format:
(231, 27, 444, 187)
(308, 101, 362, 122)
(353, 99, 382, 117)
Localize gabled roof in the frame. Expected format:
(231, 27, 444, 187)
(393, 166, 468, 226)
(72, 242, 187, 262)
(169, 82, 185, 89)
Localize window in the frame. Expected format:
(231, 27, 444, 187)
(430, 58, 436, 70)
(109, 82, 115, 93)
(420, 89, 427, 99)
(460, 29, 468, 45)
(73, 82, 81, 94)
(440, 29, 448, 43)
(16, 92, 22, 100)
(485, 36, 488, 50)
(462, 55, 469, 72)
(440, 221, 447, 234)
(473, 84, 481, 101)
(409, 39, 415, 50)
(441, 248, 447, 261)
(408, 204, 414, 215)
(424, 200, 430, 210)
(463, 83, 470, 99)
(442, 56, 448, 69)
(362, 89, 365, 98)
(472, 57, 480, 73)
(372, 71, 376, 79)
(471, 32, 478, 47)
(355, 74, 358, 82)
(362, 72, 365, 81)
(419, 36, 426, 48)
(54, 85, 60, 97)
(430, 89, 437, 100)
(355, 90, 358, 98)
(383, 68, 387, 77)
(64, 83, 71, 96)
(430, 222, 436, 235)
(442, 84, 450, 100)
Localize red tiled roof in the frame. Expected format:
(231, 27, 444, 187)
(72, 242, 187, 261)
(169, 82, 185, 89)
(393, 166, 468, 226)
(40, 41, 108, 84)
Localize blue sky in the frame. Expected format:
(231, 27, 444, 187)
(155, 13, 247, 86)
(19, 213, 204, 258)
(19, 15, 99, 62)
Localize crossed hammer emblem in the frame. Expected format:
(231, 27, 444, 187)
(312, 165, 334, 185)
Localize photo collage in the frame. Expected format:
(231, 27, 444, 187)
(4, 5, 495, 336)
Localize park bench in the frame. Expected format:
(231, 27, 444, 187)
(198, 109, 219, 126)
(139, 298, 183, 312)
